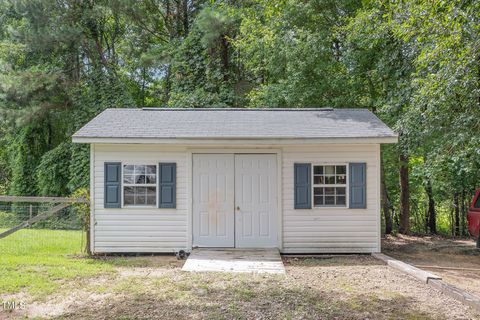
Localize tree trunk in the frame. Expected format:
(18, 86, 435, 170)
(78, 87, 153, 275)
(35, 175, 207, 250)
(86, 226, 91, 255)
(399, 153, 410, 234)
(47, 117, 53, 149)
(461, 190, 466, 236)
(183, 0, 189, 35)
(381, 159, 392, 234)
(176, 0, 182, 35)
(164, 65, 171, 104)
(454, 192, 460, 237)
(141, 67, 146, 108)
(166, 0, 171, 33)
(425, 178, 436, 234)
(221, 36, 230, 82)
(450, 205, 455, 236)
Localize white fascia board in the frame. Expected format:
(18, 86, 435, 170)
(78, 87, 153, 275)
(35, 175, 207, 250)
(72, 136, 398, 145)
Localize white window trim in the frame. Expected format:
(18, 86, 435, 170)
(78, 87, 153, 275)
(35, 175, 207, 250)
(311, 163, 349, 208)
(121, 163, 158, 208)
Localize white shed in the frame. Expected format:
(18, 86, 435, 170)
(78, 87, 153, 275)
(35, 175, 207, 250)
(72, 108, 397, 254)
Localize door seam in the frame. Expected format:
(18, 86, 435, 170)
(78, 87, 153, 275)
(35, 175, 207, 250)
(233, 154, 236, 248)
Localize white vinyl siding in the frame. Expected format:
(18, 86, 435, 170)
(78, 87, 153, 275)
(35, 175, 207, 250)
(282, 144, 380, 253)
(91, 143, 380, 254)
(92, 144, 187, 253)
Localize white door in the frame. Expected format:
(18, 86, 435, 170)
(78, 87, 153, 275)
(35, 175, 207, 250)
(234, 154, 278, 248)
(193, 154, 235, 247)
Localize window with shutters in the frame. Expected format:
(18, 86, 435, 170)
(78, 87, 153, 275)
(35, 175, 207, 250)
(312, 165, 347, 207)
(123, 165, 157, 206)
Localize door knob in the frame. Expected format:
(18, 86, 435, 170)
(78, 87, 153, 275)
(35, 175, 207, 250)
(236, 206, 240, 210)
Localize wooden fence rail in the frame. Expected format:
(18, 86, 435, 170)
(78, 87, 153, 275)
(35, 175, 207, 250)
(0, 203, 71, 239)
(0, 196, 88, 240)
(0, 196, 88, 203)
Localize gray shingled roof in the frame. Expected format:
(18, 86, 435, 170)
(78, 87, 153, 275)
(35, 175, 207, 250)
(72, 108, 397, 140)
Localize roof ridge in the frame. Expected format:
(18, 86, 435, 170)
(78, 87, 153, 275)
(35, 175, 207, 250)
(106, 107, 373, 112)
(140, 107, 336, 111)
(103, 107, 379, 112)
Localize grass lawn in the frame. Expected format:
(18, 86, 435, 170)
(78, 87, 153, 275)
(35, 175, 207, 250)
(1, 231, 480, 319)
(0, 229, 115, 297)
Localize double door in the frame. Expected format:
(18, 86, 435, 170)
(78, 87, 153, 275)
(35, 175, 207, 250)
(192, 154, 277, 248)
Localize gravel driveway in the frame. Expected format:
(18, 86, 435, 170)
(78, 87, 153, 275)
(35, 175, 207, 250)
(3, 255, 479, 320)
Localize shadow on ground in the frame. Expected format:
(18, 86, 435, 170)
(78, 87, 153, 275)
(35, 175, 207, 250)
(56, 275, 433, 320)
(282, 254, 384, 268)
(3, 253, 477, 319)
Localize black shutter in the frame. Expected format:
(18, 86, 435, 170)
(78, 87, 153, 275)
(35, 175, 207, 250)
(294, 163, 312, 209)
(159, 163, 176, 208)
(349, 163, 366, 209)
(104, 162, 121, 208)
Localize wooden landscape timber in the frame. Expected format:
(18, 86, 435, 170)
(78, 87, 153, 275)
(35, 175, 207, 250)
(429, 279, 480, 312)
(372, 253, 442, 283)
(373, 252, 480, 312)
(414, 265, 480, 272)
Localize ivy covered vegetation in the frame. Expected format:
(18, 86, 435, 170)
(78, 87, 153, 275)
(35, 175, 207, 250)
(0, 0, 478, 236)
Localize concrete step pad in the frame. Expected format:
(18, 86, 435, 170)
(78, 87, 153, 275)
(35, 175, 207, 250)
(182, 248, 286, 274)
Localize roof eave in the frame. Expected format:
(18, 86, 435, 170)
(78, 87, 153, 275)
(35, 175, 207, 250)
(72, 135, 398, 144)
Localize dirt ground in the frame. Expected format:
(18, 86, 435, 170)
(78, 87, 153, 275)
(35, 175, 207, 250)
(2, 254, 479, 320)
(383, 234, 480, 298)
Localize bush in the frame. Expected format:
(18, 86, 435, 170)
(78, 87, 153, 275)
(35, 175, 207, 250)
(35, 142, 72, 196)
(71, 188, 91, 254)
(0, 210, 20, 228)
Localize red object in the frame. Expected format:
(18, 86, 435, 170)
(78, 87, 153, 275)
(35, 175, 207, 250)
(467, 189, 480, 238)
